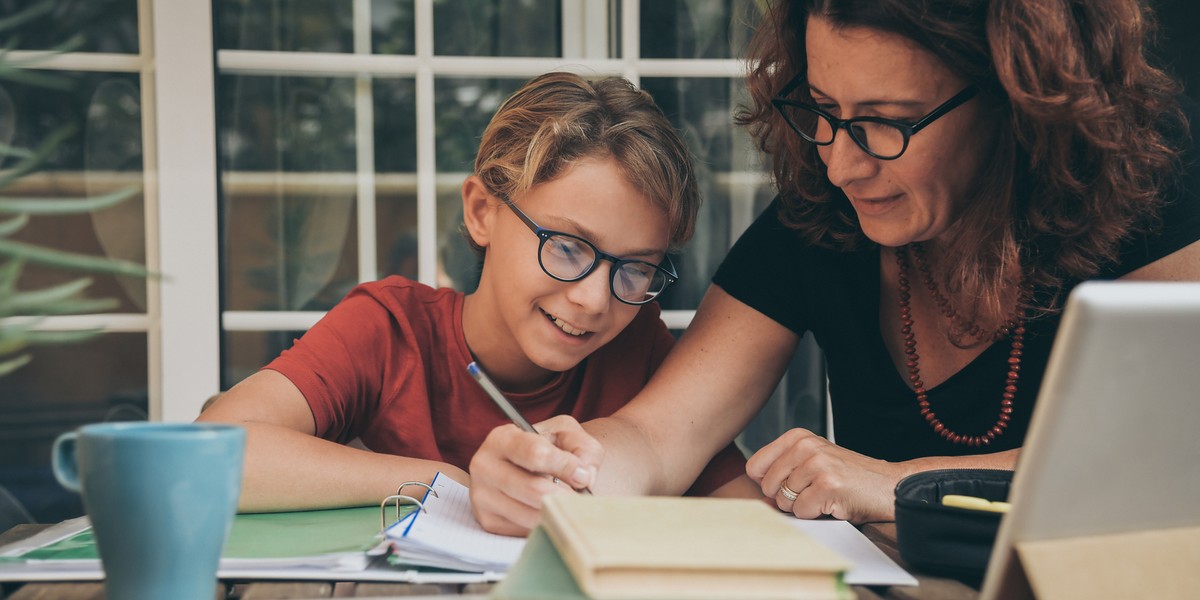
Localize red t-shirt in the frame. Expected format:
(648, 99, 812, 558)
(267, 276, 745, 495)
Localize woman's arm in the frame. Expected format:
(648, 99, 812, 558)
(197, 370, 467, 512)
(470, 285, 800, 533)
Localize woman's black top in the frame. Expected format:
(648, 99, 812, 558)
(712, 117, 1200, 462)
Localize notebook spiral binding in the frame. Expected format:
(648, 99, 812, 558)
(379, 480, 438, 532)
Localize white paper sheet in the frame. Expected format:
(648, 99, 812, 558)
(787, 518, 917, 586)
(385, 472, 525, 572)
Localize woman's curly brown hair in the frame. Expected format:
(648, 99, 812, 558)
(738, 0, 1184, 321)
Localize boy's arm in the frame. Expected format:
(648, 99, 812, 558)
(197, 369, 468, 512)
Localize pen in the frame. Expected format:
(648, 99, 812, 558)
(466, 361, 593, 495)
(941, 494, 1011, 513)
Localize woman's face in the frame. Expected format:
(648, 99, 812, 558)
(805, 16, 996, 247)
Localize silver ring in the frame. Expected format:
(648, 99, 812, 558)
(779, 482, 799, 502)
(552, 476, 561, 486)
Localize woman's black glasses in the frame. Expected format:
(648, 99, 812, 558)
(771, 74, 978, 160)
(502, 198, 677, 305)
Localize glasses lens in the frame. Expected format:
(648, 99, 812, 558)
(778, 104, 831, 144)
(540, 234, 596, 280)
(613, 262, 666, 304)
(847, 121, 907, 159)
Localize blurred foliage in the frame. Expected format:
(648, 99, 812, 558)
(0, 1, 150, 377)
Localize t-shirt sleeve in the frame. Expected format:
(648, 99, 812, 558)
(711, 197, 812, 334)
(264, 287, 396, 443)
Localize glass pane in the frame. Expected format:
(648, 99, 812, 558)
(0, 333, 148, 522)
(372, 78, 417, 173)
(434, 77, 524, 172)
(641, 76, 774, 310)
(373, 78, 419, 279)
(433, 0, 561, 57)
(0, 0, 139, 53)
(218, 75, 359, 311)
(640, 0, 760, 60)
(224, 193, 359, 311)
(216, 0, 353, 52)
(1, 72, 146, 312)
(376, 189, 419, 281)
(218, 75, 357, 172)
(437, 186, 483, 293)
(372, 0, 416, 55)
(222, 330, 308, 389)
(432, 77, 521, 292)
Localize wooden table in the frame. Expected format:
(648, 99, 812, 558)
(0, 522, 979, 599)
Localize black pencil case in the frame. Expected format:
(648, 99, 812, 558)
(893, 468, 1014, 584)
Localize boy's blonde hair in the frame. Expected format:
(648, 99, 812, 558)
(472, 72, 700, 254)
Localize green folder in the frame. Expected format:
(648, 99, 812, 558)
(15, 505, 391, 562)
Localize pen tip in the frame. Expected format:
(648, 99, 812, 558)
(466, 362, 479, 376)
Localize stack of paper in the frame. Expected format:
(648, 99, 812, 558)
(384, 472, 525, 573)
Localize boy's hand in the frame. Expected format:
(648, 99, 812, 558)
(468, 415, 602, 536)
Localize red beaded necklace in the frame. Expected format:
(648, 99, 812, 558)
(895, 243, 1027, 447)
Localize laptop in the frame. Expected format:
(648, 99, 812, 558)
(980, 281, 1200, 599)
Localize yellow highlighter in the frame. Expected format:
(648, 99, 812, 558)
(941, 494, 1012, 514)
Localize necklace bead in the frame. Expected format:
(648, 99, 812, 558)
(896, 244, 1027, 447)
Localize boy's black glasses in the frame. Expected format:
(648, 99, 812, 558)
(501, 198, 677, 305)
(771, 74, 978, 160)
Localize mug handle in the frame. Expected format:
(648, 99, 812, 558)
(52, 432, 82, 493)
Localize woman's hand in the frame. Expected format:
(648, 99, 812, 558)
(468, 415, 602, 536)
(746, 428, 908, 523)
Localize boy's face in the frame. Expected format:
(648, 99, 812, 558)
(467, 156, 671, 390)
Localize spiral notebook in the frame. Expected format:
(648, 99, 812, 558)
(383, 472, 526, 574)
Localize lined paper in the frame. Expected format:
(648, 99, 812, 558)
(385, 472, 525, 571)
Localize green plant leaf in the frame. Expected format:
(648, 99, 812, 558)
(0, 2, 55, 33)
(0, 335, 29, 354)
(0, 354, 32, 377)
(0, 276, 122, 318)
(0, 125, 77, 190)
(0, 143, 36, 160)
(0, 186, 141, 215)
(0, 64, 73, 90)
(0, 297, 120, 318)
(0, 238, 151, 277)
(0, 214, 28, 237)
(0, 328, 102, 345)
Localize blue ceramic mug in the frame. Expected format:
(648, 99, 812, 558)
(52, 422, 245, 600)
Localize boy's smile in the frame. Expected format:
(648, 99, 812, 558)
(541, 308, 588, 337)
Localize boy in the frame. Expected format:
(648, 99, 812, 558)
(198, 72, 753, 511)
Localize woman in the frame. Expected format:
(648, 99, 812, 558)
(469, 0, 1200, 535)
